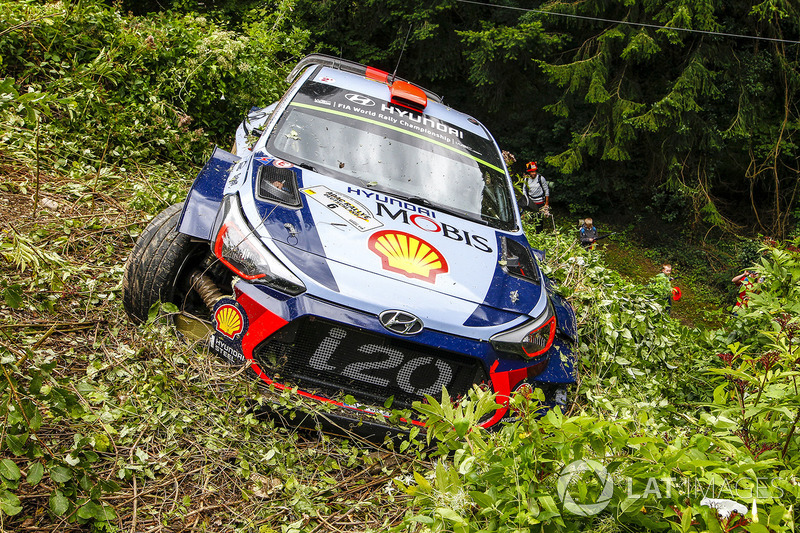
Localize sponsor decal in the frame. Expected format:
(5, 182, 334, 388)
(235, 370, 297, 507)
(302, 186, 383, 231)
(375, 203, 493, 253)
(346, 187, 494, 253)
(293, 84, 506, 171)
(293, 99, 467, 148)
(214, 303, 244, 339)
(379, 103, 464, 139)
(226, 159, 249, 187)
(210, 299, 248, 365)
(368, 230, 448, 283)
(209, 333, 245, 364)
(345, 93, 375, 107)
(347, 186, 438, 218)
(255, 157, 292, 169)
(319, 76, 335, 83)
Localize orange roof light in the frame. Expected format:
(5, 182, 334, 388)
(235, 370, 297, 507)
(365, 66, 389, 83)
(390, 80, 427, 111)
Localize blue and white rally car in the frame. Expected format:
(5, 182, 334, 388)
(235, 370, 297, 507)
(122, 54, 576, 432)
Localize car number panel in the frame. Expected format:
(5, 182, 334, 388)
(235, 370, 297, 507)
(253, 317, 488, 409)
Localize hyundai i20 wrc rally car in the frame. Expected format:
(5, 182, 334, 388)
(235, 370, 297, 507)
(122, 54, 577, 434)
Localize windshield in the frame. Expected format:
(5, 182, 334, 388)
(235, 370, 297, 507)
(267, 80, 516, 229)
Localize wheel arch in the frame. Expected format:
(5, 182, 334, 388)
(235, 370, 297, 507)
(178, 146, 240, 241)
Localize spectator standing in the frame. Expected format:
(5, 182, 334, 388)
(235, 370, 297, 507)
(518, 161, 550, 217)
(732, 270, 758, 311)
(654, 264, 675, 313)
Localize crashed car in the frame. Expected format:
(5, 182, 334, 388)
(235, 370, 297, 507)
(122, 54, 576, 433)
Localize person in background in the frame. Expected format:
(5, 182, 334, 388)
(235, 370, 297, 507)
(732, 269, 759, 311)
(579, 218, 599, 248)
(654, 264, 675, 313)
(518, 161, 550, 217)
(502, 150, 516, 169)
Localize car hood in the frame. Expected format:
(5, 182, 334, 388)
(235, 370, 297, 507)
(240, 166, 545, 329)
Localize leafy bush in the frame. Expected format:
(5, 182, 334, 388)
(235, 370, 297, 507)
(0, 0, 309, 212)
(400, 233, 800, 532)
(3, 1, 799, 530)
(525, 227, 715, 415)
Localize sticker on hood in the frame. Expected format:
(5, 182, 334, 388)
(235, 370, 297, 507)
(368, 230, 448, 283)
(302, 186, 383, 232)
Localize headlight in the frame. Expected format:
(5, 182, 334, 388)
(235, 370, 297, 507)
(490, 301, 556, 360)
(213, 194, 305, 295)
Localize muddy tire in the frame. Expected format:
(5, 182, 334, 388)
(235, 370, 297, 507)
(122, 203, 207, 323)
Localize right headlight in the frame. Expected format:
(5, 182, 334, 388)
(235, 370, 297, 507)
(212, 194, 305, 295)
(489, 301, 556, 360)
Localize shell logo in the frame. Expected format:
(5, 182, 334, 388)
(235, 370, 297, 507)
(368, 230, 448, 283)
(214, 304, 244, 339)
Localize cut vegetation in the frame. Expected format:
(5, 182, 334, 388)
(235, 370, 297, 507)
(1, 1, 799, 532)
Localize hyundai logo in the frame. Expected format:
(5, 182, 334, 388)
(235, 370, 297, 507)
(379, 310, 424, 335)
(345, 93, 375, 107)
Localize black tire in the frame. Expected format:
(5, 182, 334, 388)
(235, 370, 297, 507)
(122, 203, 210, 324)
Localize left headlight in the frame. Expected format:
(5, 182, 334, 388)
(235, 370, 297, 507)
(213, 194, 305, 295)
(490, 301, 556, 360)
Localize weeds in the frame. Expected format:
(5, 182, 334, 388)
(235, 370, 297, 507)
(2, 0, 799, 531)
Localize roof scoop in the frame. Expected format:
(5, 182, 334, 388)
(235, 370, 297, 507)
(389, 80, 427, 111)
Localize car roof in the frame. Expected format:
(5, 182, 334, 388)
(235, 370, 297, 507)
(289, 55, 492, 141)
(287, 54, 443, 103)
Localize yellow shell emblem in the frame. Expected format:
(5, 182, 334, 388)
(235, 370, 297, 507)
(214, 304, 244, 339)
(368, 230, 448, 283)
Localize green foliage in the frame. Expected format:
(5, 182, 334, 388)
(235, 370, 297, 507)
(0, 349, 120, 527)
(400, 234, 800, 532)
(527, 228, 714, 415)
(292, 0, 800, 237)
(2, 0, 799, 530)
(722, 238, 800, 347)
(0, 0, 309, 214)
(532, 0, 798, 236)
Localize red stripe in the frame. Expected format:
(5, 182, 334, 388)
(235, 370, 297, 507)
(237, 296, 425, 427)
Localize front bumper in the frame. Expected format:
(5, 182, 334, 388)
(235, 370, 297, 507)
(208, 279, 574, 429)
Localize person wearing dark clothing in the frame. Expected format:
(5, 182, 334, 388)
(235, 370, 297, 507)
(579, 218, 599, 248)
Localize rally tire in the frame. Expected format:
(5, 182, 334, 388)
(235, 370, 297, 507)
(122, 203, 206, 324)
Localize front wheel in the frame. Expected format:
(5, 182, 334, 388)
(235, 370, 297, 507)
(122, 203, 212, 324)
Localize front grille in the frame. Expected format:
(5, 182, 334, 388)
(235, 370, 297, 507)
(253, 317, 488, 410)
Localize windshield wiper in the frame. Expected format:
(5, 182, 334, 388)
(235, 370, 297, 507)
(367, 186, 492, 226)
(384, 191, 440, 210)
(402, 195, 433, 208)
(392, 192, 485, 222)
